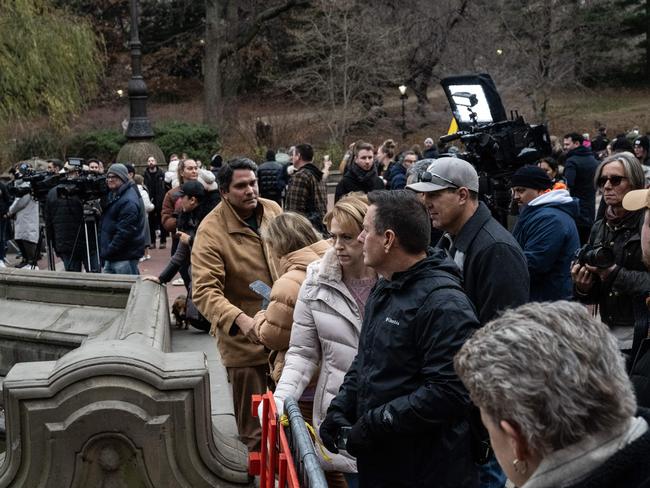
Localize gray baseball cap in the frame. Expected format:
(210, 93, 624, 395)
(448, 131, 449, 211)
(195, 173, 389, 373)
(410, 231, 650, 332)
(406, 157, 479, 193)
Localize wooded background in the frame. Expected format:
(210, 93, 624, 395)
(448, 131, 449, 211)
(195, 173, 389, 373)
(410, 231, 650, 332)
(1, 0, 648, 164)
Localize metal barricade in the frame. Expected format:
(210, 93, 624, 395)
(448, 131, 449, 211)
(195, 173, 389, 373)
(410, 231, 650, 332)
(283, 397, 328, 488)
(249, 391, 327, 488)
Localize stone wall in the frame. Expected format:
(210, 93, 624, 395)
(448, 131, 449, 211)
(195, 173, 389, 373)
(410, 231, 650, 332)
(0, 269, 252, 487)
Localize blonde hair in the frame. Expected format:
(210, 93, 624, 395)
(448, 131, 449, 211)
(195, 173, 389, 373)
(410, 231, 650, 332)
(263, 212, 321, 257)
(324, 193, 368, 235)
(177, 158, 197, 185)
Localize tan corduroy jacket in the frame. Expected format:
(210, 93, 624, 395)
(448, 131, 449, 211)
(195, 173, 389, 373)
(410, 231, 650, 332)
(254, 239, 330, 382)
(191, 197, 281, 368)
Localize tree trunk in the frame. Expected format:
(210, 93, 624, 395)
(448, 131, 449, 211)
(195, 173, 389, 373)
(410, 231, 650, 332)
(203, 0, 223, 126)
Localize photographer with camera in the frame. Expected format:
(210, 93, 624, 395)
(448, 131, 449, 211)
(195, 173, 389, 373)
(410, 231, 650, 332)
(572, 152, 650, 350)
(7, 163, 40, 268)
(44, 161, 100, 272)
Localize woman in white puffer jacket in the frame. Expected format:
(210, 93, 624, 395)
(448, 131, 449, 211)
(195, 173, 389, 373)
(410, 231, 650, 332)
(274, 194, 376, 488)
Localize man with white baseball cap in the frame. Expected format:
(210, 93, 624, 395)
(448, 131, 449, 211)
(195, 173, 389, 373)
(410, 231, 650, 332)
(408, 157, 529, 488)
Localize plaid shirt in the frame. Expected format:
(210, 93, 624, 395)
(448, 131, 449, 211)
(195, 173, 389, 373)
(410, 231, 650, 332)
(285, 165, 327, 219)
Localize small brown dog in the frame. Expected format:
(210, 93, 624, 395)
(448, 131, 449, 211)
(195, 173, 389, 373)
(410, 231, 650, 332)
(171, 295, 188, 329)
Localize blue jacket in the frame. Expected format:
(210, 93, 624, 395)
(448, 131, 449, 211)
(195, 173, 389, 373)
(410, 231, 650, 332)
(512, 190, 580, 301)
(563, 145, 599, 227)
(100, 180, 145, 261)
(387, 163, 407, 190)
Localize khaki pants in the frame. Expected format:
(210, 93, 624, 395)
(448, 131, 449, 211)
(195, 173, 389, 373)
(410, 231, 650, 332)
(227, 364, 268, 451)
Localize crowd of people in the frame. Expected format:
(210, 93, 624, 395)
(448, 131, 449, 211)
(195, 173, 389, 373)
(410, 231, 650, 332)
(1, 127, 650, 487)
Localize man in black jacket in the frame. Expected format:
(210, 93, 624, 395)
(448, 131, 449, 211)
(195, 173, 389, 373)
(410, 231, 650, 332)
(335, 141, 384, 202)
(320, 190, 479, 488)
(408, 157, 529, 325)
(408, 157, 528, 488)
(44, 167, 100, 272)
(563, 132, 600, 244)
(257, 149, 283, 205)
(143, 155, 168, 249)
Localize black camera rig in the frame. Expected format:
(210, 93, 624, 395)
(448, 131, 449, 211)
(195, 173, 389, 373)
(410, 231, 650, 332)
(438, 74, 552, 226)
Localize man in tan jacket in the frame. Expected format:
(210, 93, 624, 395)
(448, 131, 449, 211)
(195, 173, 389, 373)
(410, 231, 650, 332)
(192, 158, 281, 451)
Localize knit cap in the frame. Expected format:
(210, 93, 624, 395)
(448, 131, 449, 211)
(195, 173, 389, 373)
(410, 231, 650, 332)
(107, 163, 129, 183)
(510, 165, 552, 190)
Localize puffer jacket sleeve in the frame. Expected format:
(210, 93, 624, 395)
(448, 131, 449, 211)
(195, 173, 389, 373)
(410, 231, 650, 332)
(273, 284, 322, 404)
(254, 271, 302, 352)
(364, 288, 477, 435)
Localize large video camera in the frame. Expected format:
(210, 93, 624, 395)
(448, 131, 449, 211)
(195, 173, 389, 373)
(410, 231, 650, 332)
(438, 74, 552, 225)
(57, 172, 107, 202)
(8, 168, 64, 201)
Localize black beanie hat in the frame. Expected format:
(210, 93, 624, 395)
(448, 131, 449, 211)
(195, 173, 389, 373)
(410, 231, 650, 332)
(510, 165, 553, 190)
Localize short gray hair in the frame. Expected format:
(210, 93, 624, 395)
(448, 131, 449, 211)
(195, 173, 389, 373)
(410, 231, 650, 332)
(595, 151, 645, 190)
(406, 159, 435, 185)
(454, 301, 636, 457)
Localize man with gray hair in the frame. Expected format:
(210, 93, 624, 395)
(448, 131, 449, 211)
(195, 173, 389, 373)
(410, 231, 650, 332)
(455, 301, 650, 488)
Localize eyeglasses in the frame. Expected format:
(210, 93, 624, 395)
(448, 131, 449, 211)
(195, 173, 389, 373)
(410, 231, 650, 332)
(596, 175, 627, 187)
(419, 172, 459, 188)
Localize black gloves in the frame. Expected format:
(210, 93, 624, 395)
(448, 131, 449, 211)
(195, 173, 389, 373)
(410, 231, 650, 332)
(346, 414, 373, 457)
(319, 409, 351, 454)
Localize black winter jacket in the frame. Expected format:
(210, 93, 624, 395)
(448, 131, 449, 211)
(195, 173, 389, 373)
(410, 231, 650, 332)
(0, 180, 11, 216)
(440, 202, 529, 325)
(564, 145, 600, 228)
(257, 160, 284, 204)
(575, 210, 650, 338)
(143, 167, 167, 209)
(334, 163, 384, 202)
(44, 186, 94, 256)
(328, 249, 479, 488)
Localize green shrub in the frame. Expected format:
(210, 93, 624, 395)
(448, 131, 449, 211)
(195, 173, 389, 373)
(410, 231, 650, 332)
(65, 129, 126, 162)
(154, 122, 220, 164)
(8, 122, 220, 166)
(11, 131, 63, 162)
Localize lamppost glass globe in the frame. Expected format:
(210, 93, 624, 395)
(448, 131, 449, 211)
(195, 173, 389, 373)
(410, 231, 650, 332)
(398, 85, 407, 96)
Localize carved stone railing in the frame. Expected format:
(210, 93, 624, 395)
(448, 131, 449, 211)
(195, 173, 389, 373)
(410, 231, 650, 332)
(0, 268, 252, 487)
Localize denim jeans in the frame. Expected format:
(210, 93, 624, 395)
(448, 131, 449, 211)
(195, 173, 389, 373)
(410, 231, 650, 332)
(479, 452, 507, 488)
(344, 473, 359, 488)
(103, 259, 140, 275)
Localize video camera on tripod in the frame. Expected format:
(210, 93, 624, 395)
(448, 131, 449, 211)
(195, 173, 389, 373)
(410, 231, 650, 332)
(8, 167, 64, 202)
(438, 74, 552, 225)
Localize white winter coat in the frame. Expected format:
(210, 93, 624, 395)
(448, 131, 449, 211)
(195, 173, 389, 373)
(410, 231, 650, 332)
(9, 193, 39, 243)
(274, 247, 364, 473)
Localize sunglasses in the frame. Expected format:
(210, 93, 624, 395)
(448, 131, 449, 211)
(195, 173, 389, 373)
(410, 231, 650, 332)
(596, 175, 627, 187)
(419, 172, 459, 188)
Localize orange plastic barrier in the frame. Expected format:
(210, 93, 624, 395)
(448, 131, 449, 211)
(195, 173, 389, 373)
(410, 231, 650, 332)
(249, 391, 301, 488)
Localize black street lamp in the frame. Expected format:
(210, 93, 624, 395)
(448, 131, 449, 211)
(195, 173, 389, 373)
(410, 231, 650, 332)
(125, 0, 154, 139)
(116, 0, 165, 170)
(399, 85, 407, 142)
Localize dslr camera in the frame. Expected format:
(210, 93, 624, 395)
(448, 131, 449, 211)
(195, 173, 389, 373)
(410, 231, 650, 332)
(574, 244, 615, 269)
